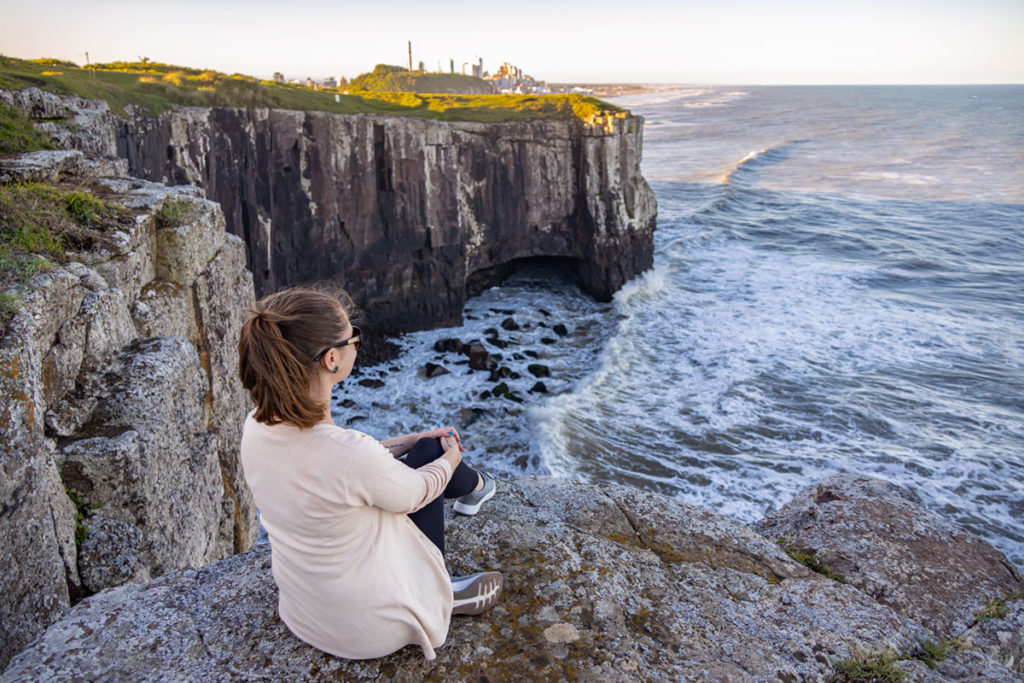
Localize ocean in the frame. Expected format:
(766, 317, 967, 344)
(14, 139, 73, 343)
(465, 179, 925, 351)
(332, 85, 1024, 568)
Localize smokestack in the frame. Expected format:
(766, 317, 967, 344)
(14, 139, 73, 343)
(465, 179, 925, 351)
(408, 41, 412, 72)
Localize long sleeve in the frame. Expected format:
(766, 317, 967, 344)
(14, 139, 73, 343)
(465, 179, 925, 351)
(343, 437, 453, 514)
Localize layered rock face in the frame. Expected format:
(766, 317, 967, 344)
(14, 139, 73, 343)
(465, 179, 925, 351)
(5, 476, 1021, 681)
(0, 148, 258, 668)
(114, 105, 656, 335)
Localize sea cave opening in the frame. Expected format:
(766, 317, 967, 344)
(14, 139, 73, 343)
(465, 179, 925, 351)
(466, 256, 585, 299)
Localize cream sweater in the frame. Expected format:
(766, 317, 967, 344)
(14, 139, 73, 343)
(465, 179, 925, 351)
(240, 412, 455, 660)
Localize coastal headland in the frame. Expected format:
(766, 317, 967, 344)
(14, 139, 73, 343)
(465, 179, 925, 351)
(1, 63, 1022, 681)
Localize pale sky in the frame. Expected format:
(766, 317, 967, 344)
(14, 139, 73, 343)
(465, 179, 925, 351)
(2, 0, 1022, 84)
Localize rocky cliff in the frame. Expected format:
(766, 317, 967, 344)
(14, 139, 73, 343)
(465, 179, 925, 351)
(3, 475, 1022, 682)
(112, 97, 656, 337)
(0, 147, 258, 668)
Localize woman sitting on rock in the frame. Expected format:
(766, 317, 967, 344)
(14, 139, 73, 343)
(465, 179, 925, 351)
(237, 286, 501, 661)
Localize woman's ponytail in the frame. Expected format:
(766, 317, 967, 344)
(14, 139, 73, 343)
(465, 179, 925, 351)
(238, 287, 355, 428)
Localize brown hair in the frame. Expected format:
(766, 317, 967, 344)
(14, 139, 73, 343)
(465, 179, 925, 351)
(238, 286, 355, 428)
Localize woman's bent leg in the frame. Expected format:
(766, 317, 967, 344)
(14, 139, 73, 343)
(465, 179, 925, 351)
(405, 437, 480, 498)
(403, 437, 481, 556)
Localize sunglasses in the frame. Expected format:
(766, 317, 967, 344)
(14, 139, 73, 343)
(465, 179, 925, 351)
(313, 326, 361, 363)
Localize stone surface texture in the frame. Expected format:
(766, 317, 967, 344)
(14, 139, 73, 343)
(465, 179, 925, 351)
(0, 149, 257, 668)
(753, 474, 1024, 641)
(5, 476, 1023, 682)
(6, 89, 656, 338)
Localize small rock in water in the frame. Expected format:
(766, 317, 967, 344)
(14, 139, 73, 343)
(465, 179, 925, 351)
(434, 338, 464, 354)
(539, 308, 551, 317)
(479, 390, 491, 399)
(488, 367, 513, 382)
(527, 364, 551, 378)
(486, 336, 509, 349)
(389, 366, 401, 372)
(552, 324, 569, 336)
(490, 308, 515, 315)
(424, 362, 450, 378)
(464, 343, 498, 371)
(513, 353, 526, 361)
(540, 337, 557, 345)
(484, 327, 499, 337)
(357, 378, 385, 389)
(529, 381, 548, 394)
(501, 317, 520, 331)
(340, 399, 357, 409)
(524, 350, 539, 359)
(491, 382, 523, 403)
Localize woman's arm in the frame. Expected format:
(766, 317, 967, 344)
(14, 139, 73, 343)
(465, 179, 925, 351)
(380, 427, 462, 458)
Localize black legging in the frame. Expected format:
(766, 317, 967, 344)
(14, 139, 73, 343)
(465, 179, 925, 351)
(403, 437, 481, 556)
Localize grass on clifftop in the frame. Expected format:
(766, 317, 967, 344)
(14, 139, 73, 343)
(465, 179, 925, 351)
(349, 64, 492, 95)
(0, 56, 623, 123)
(1, 102, 54, 154)
(0, 181, 128, 327)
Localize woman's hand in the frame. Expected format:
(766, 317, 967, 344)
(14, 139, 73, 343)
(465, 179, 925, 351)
(440, 434, 463, 470)
(425, 426, 465, 452)
(425, 425, 460, 441)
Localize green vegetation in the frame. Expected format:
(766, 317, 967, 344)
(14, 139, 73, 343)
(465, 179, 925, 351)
(831, 649, 905, 682)
(775, 537, 845, 582)
(0, 181, 128, 327)
(65, 486, 101, 545)
(0, 55, 623, 123)
(156, 196, 200, 227)
(973, 591, 1024, 624)
(1, 102, 53, 154)
(912, 636, 965, 670)
(348, 64, 492, 94)
(830, 636, 967, 680)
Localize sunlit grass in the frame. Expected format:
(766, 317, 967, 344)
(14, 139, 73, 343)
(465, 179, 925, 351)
(0, 55, 624, 123)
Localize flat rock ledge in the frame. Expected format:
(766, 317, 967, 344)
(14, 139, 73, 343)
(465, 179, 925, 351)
(4, 475, 1023, 682)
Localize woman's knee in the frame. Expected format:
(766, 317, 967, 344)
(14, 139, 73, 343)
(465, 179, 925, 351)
(404, 436, 443, 467)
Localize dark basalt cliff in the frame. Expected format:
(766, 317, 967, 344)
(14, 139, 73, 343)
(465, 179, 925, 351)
(114, 108, 656, 336)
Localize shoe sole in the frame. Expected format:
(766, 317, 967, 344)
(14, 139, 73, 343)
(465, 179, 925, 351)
(451, 571, 503, 615)
(452, 480, 496, 516)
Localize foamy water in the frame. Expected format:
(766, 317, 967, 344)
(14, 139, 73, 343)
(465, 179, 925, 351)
(334, 85, 1024, 567)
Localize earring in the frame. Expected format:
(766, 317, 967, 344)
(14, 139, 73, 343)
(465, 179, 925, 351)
(331, 366, 339, 374)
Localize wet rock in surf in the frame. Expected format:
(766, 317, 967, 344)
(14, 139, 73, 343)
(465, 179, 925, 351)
(464, 343, 498, 372)
(501, 317, 520, 331)
(552, 323, 569, 336)
(527, 364, 551, 378)
(433, 338, 464, 354)
(424, 363, 450, 379)
(529, 381, 548, 394)
(357, 379, 385, 389)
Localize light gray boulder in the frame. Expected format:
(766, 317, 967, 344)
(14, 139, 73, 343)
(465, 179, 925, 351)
(753, 474, 1024, 641)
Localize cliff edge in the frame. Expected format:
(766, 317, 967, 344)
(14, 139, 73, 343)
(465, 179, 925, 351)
(0, 148, 258, 667)
(3, 86, 656, 340)
(3, 475, 1022, 681)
